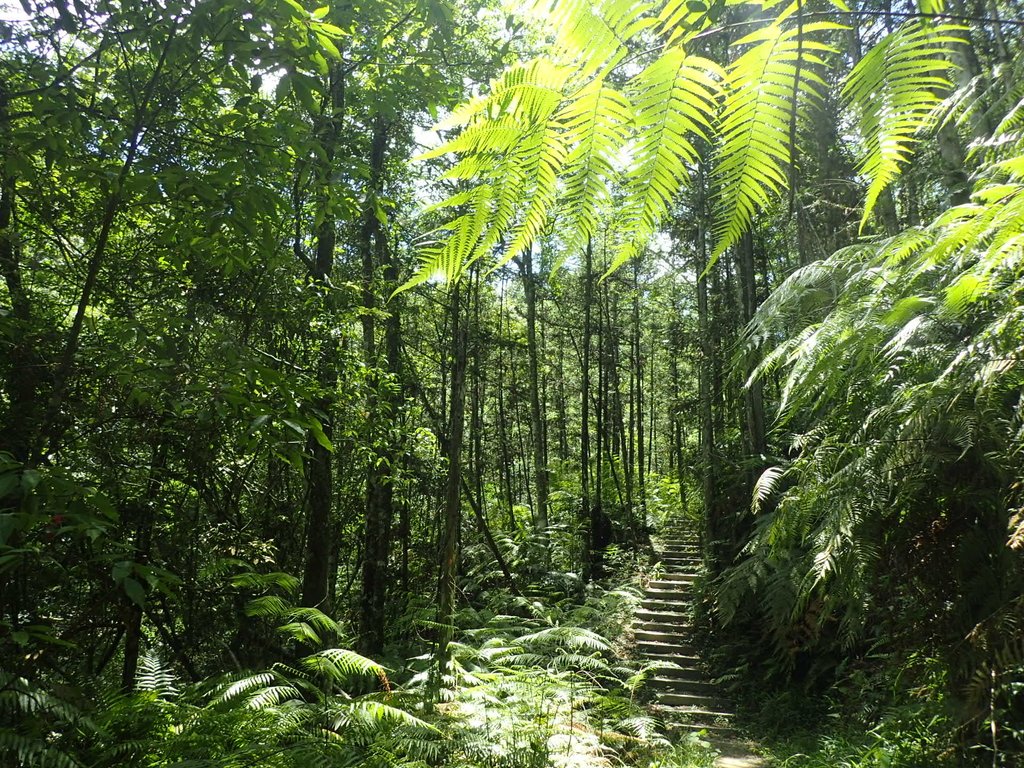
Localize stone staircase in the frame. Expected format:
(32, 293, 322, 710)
(634, 529, 736, 736)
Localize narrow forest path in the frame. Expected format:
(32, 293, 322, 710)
(635, 527, 767, 767)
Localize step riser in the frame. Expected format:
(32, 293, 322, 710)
(655, 693, 725, 709)
(637, 616, 692, 627)
(641, 601, 692, 612)
(635, 620, 691, 633)
(651, 671, 708, 684)
(649, 677, 715, 692)
(634, 630, 695, 643)
(637, 641, 698, 654)
(643, 653, 701, 664)
(644, 592, 693, 601)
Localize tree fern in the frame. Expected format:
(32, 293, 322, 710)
(407, 0, 977, 287)
(843, 19, 965, 230)
(555, 80, 633, 258)
(538, 0, 657, 79)
(727, 117, 1024, 667)
(612, 48, 723, 273)
(712, 20, 837, 262)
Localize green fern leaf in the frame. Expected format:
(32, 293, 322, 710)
(843, 20, 964, 231)
(553, 80, 633, 258)
(712, 20, 838, 262)
(611, 47, 723, 273)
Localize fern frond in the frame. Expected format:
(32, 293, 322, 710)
(301, 647, 387, 685)
(611, 47, 723, 273)
(843, 20, 964, 230)
(555, 80, 633, 257)
(537, 0, 657, 78)
(712, 20, 838, 261)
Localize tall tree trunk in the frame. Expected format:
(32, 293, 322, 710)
(496, 296, 515, 526)
(737, 231, 767, 459)
(581, 240, 594, 581)
(0, 82, 40, 467)
(301, 62, 344, 612)
(632, 258, 646, 520)
(436, 282, 467, 684)
(594, 243, 607, 574)
(359, 115, 396, 655)
(695, 169, 716, 548)
(519, 251, 549, 548)
(121, 439, 168, 692)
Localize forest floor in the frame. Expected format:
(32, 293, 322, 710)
(709, 739, 767, 767)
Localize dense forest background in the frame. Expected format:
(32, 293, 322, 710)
(1, 0, 1022, 766)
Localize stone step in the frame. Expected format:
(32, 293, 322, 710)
(642, 651, 702, 665)
(656, 691, 726, 709)
(645, 586, 694, 599)
(651, 702, 732, 719)
(649, 676, 716, 693)
(636, 607, 692, 622)
(635, 620, 692, 634)
(641, 598, 693, 612)
(634, 628, 695, 643)
(637, 640, 698, 656)
(651, 573, 700, 584)
(658, 555, 700, 564)
(647, 582, 696, 593)
(664, 719, 738, 737)
(658, 536, 700, 543)
(650, 667, 709, 683)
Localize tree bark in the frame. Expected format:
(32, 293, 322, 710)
(581, 240, 594, 581)
(359, 114, 396, 656)
(519, 251, 549, 550)
(435, 281, 467, 684)
(300, 62, 344, 612)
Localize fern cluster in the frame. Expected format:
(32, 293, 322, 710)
(718, 59, 1024, 752)
(407, 0, 966, 287)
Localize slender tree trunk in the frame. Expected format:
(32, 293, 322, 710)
(556, 331, 569, 462)
(581, 240, 594, 581)
(737, 231, 766, 458)
(496, 299, 515, 526)
(436, 282, 467, 684)
(122, 440, 168, 692)
(359, 115, 396, 655)
(519, 251, 549, 547)
(647, 326, 657, 475)
(633, 258, 646, 520)
(594, 246, 607, 574)
(301, 62, 344, 612)
(695, 169, 716, 545)
(0, 83, 40, 467)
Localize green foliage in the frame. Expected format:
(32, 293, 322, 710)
(409, 583, 669, 768)
(404, 0, 967, 286)
(756, 654, 958, 767)
(712, 19, 837, 263)
(844, 20, 965, 229)
(718, 46, 1024, 762)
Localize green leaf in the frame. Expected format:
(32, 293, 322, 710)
(308, 418, 334, 451)
(123, 577, 146, 607)
(843, 21, 964, 231)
